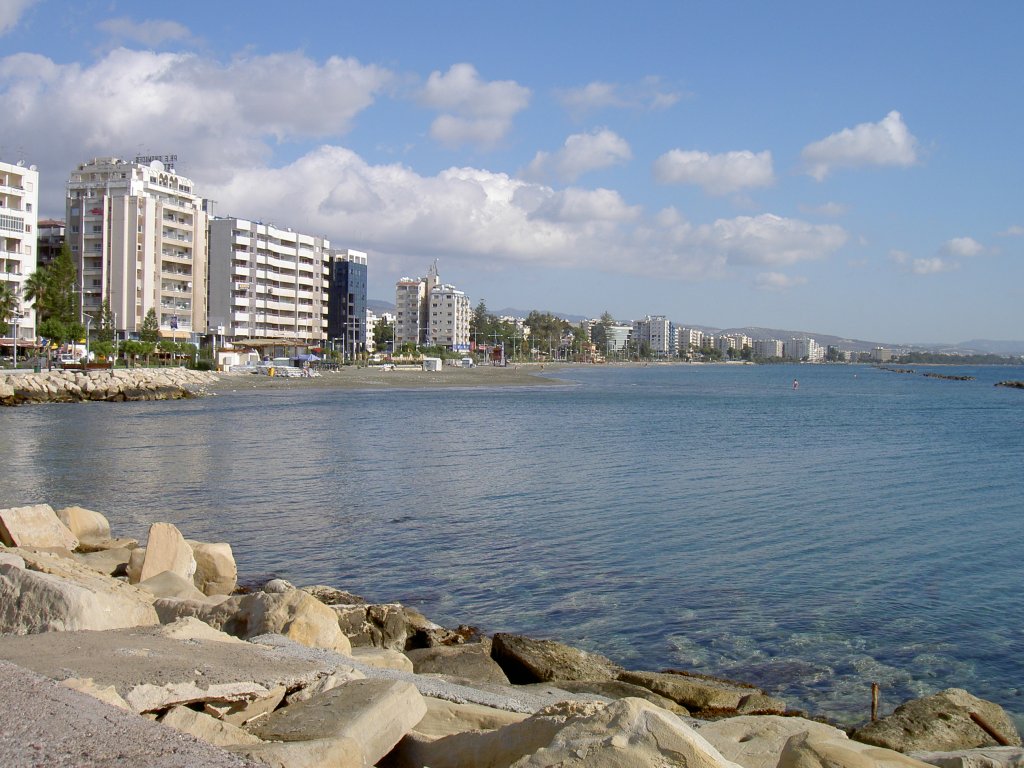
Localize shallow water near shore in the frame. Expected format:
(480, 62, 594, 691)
(2, 362, 1023, 729)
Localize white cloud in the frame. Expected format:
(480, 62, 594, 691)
(942, 236, 984, 257)
(802, 111, 919, 180)
(912, 257, 957, 275)
(418, 63, 530, 149)
(0, 0, 37, 35)
(523, 129, 632, 183)
(556, 76, 682, 117)
(999, 224, 1024, 237)
(756, 272, 808, 291)
(653, 149, 774, 195)
(97, 17, 192, 47)
(0, 48, 392, 209)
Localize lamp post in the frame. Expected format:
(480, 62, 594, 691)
(83, 314, 93, 364)
(11, 311, 19, 369)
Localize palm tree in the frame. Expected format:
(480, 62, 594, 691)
(22, 269, 49, 321)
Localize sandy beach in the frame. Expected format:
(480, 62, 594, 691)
(209, 363, 573, 394)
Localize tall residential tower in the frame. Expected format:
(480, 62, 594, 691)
(1, 160, 39, 345)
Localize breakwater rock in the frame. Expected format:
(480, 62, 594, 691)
(1, 502, 1021, 768)
(0, 368, 218, 405)
(995, 380, 1024, 389)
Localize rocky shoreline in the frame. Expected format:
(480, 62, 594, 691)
(1, 503, 1021, 767)
(0, 368, 219, 405)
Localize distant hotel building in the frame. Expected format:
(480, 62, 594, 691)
(677, 327, 704, 357)
(785, 337, 824, 362)
(66, 157, 209, 338)
(0, 159, 39, 344)
(36, 219, 65, 270)
(207, 217, 331, 345)
(753, 339, 784, 358)
(394, 261, 470, 351)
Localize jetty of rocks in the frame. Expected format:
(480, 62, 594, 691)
(0, 368, 218, 405)
(1, 502, 1021, 768)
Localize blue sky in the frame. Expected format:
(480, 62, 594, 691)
(2, 1, 1022, 343)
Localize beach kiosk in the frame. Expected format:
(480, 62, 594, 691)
(422, 357, 442, 372)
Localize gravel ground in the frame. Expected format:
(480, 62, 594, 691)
(0, 660, 259, 768)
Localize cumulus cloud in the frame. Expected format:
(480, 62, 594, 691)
(802, 111, 918, 180)
(418, 63, 530, 149)
(942, 236, 983, 257)
(912, 257, 957, 275)
(653, 149, 774, 195)
(756, 272, 808, 291)
(556, 76, 682, 117)
(0, 48, 392, 209)
(97, 17, 193, 47)
(999, 224, 1024, 236)
(523, 129, 632, 183)
(0, 0, 37, 35)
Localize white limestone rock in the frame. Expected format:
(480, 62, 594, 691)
(234, 590, 352, 654)
(780, 730, 937, 768)
(61, 677, 132, 710)
(160, 705, 263, 747)
(187, 540, 237, 596)
(351, 646, 415, 672)
(696, 714, 849, 768)
(127, 523, 197, 584)
(250, 678, 427, 767)
(414, 696, 530, 739)
(55, 506, 111, 546)
(0, 504, 79, 550)
(0, 548, 159, 633)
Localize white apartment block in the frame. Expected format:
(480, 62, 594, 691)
(715, 334, 751, 356)
(66, 157, 208, 337)
(677, 327, 704, 355)
(427, 283, 471, 351)
(785, 337, 824, 362)
(1, 160, 39, 343)
(633, 315, 675, 356)
(753, 338, 784, 358)
(394, 261, 471, 351)
(208, 218, 329, 343)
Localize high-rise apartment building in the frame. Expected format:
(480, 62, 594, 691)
(326, 248, 368, 360)
(632, 315, 675, 357)
(207, 218, 330, 344)
(427, 282, 470, 351)
(1, 160, 39, 344)
(65, 157, 208, 338)
(394, 261, 471, 351)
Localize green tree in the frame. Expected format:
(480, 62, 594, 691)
(27, 241, 84, 346)
(0, 282, 16, 337)
(591, 311, 615, 354)
(372, 317, 394, 351)
(470, 300, 493, 347)
(96, 299, 116, 344)
(140, 308, 160, 344)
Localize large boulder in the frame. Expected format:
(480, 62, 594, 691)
(780, 730, 936, 768)
(511, 697, 740, 768)
(249, 678, 427, 767)
(231, 589, 352, 654)
(618, 669, 785, 715)
(187, 540, 237, 597)
(491, 633, 621, 684)
(387, 697, 739, 768)
(160, 705, 263, 747)
(0, 548, 159, 633)
(696, 714, 848, 768)
(0, 504, 79, 550)
(55, 506, 112, 549)
(413, 697, 530, 739)
(852, 689, 1022, 753)
(406, 640, 510, 684)
(127, 523, 196, 584)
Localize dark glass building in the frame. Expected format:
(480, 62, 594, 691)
(326, 249, 367, 361)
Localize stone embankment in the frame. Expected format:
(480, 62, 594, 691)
(0, 368, 218, 405)
(995, 380, 1024, 389)
(1, 503, 1022, 768)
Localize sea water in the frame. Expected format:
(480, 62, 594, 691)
(2, 362, 1022, 727)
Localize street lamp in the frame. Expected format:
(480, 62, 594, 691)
(84, 314, 93, 364)
(11, 311, 20, 369)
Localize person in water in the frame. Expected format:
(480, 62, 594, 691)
(793, 379, 799, 389)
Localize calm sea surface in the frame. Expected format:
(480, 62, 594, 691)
(2, 363, 1023, 727)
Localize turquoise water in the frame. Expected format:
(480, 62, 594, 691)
(2, 363, 1022, 727)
